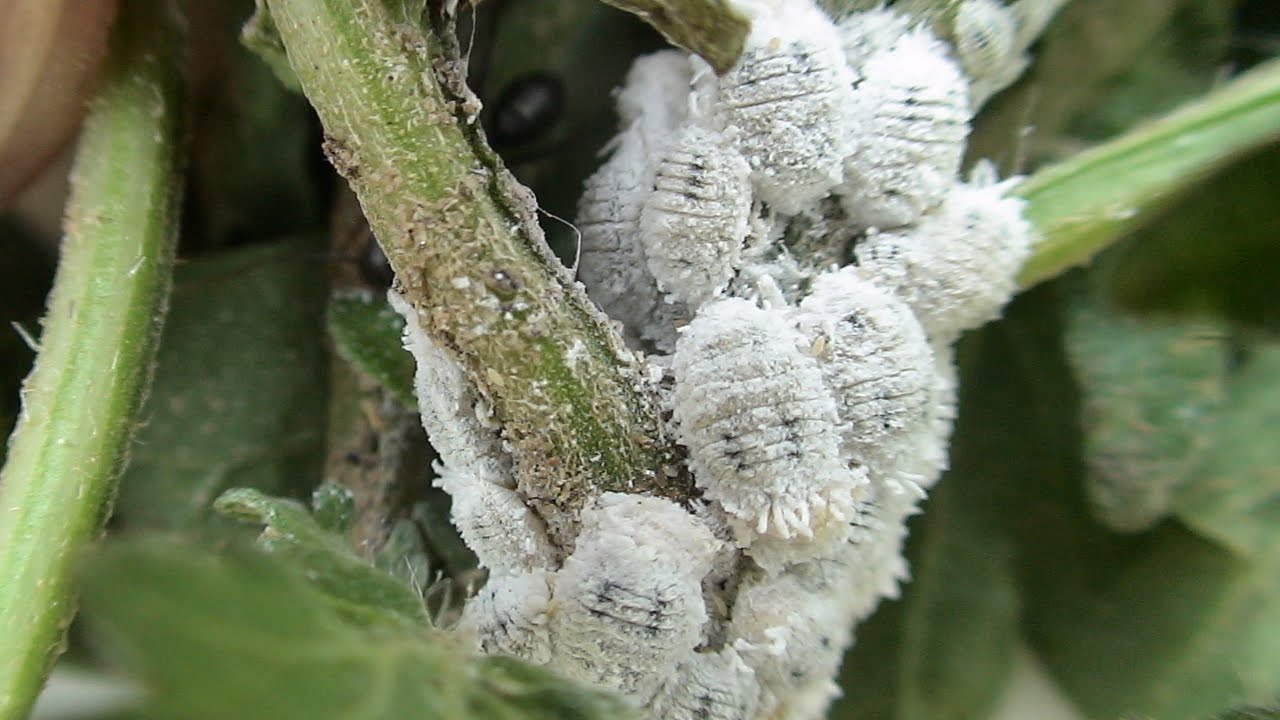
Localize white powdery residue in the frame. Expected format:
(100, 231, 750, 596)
(648, 647, 759, 720)
(640, 124, 753, 311)
(459, 570, 554, 664)
(838, 28, 972, 230)
(672, 298, 862, 542)
(547, 493, 721, 701)
(716, 0, 857, 214)
(389, 290, 557, 572)
(617, 50, 699, 143)
(853, 168, 1033, 344)
(796, 266, 936, 476)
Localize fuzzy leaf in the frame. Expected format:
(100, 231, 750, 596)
(1063, 288, 1229, 532)
(114, 240, 329, 533)
(1027, 523, 1280, 720)
(78, 539, 630, 720)
(1174, 343, 1280, 558)
(214, 487, 431, 624)
(326, 293, 416, 407)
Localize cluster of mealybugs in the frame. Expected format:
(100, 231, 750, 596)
(392, 1, 1048, 718)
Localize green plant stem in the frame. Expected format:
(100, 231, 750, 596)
(0, 2, 184, 716)
(597, 0, 749, 73)
(262, 0, 688, 544)
(1018, 57, 1280, 289)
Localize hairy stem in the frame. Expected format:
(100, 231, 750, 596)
(262, 0, 689, 542)
(0, 2, 184, 716)
(1018, 57, 1280, 289)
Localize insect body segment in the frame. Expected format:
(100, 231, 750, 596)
(837, 30, 972, 230)
(716, 4, 858, 214)
(547, 494, 721, 700)
(673, 299, 861, 541)
(640, 125, 753, 311)
(854, 169, 1033, 344)
(797, 267, 936, 475)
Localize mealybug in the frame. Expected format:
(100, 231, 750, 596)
(547, 493, 720, 699)
(672, 298, 861, 541)
(435, 463, 557, 574)
(716, 3, 858, 214)
(796, 267, 936, 475)
(837, 30, 971, 229)
(577, 51, 694, 348)
(460, 570, 554, 664)
(854, 167, 1033, 343)
(640, 124, 753, 310)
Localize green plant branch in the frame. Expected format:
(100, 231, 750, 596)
(0, 1, 185, 716)
(597, 0, 749, 73)
(1018, 57, 1280, 289)
(260, 0, 689, 545)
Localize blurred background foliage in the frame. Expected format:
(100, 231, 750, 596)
(2, 0, 1279, 718)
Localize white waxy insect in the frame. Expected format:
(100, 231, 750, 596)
(672, 298, 863, 541)
(854, 166, 1034, 344)
(459, 570, 554, 665)
(577, 51, 693, 347)
(824, 477, 928, 622)
(716, 2, 858, 214)
(391, 290, 511, 485)
(547, 493, 720, 700)
(648, 647, 759, 720)
(434, 463, 557, 574)
(728, 560, 856, 720)
(953, 0, 1018, 82)
(952, 0, 1025, 107)
(836, 7, 913, 72)
(838, 29, 972, 229)
(391, 291, 557, 572)
(640, 124, 753, 311)
(797, 266, 936, 476)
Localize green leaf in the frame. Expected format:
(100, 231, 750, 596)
(240, 0, 303, 92)
(114, 240, 329, 533)
(1027, 524, 1280, 720)
(79, 539, 631, 720)
(1063, 287, 1229, 532)
(1174, 342, 1280, 558)
(1066, 0, 1233, 141)
(326, 293, 416, 407)
(214, 487, 432, 625)
(1105, 144, 1280, 331)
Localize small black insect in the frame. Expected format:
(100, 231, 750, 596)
(491, 72, 565, 147)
